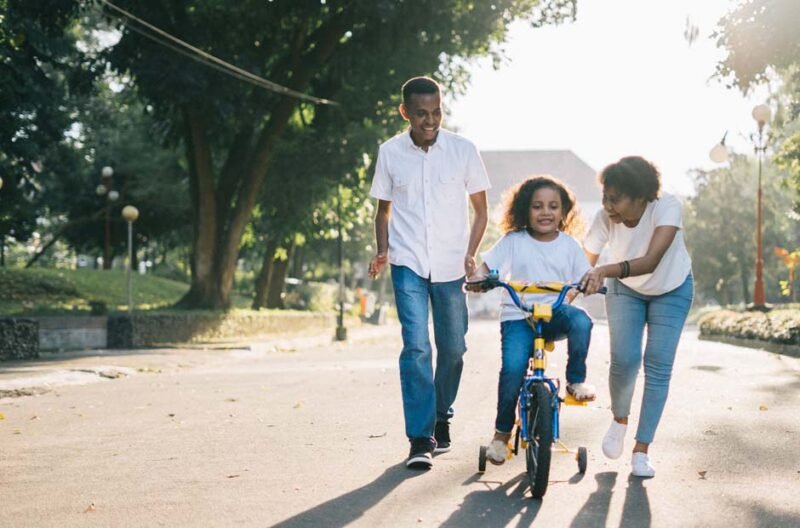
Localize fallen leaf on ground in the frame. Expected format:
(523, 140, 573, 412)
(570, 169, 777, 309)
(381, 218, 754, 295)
(30, 415, 39, 420)
(293, 402, 302, 409)
(698, 471, 707, 479)
(84, 503, 96, 513)
(226, 474, 240, 479)
(369, 432, 387, 439)
(0, 412, 5, 420)
(759, 405, 768, 411)
(225, 398, 238, 402)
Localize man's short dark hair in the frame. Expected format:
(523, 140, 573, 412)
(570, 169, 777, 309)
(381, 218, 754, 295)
(402, 76, 441, 105)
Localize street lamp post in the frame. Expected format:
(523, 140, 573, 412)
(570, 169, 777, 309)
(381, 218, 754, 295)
(96, 166, 119, 269)
(751, 103, 771, 309)
(121, 205, 139, 315)
(335, 184, 347, 341)
(709, 104, 772, 309)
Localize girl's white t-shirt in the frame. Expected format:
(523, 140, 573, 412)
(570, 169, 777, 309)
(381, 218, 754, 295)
(583, 193, 692, 296)
(481, 231, 591, 322)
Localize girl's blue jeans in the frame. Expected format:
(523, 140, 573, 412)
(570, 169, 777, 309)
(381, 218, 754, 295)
(391, 265, 469, 440)
(605, 274, 693, 444)
(495, 304, 593, 433)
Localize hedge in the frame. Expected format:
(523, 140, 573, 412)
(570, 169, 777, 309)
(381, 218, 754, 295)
(698, 309, 800, 346)
(0, 318, 39, 360)
(107, 310, 336, 348)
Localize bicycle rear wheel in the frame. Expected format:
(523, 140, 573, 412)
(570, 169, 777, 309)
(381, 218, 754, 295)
(525, 382, 554, 498)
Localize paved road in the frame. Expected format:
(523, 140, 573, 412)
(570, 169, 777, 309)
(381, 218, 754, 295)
(1, 320, 798, 527)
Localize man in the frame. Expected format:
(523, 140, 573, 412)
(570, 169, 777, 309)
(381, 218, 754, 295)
(368, 76, 490, 469)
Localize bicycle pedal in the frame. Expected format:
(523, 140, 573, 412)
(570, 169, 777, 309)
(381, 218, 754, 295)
(564, 393, 590, 406)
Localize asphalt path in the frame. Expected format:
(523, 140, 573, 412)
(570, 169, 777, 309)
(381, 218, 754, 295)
(1, 320, 798, 527)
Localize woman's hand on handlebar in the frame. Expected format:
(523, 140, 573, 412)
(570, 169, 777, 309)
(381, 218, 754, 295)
(579, 267, 607, 296)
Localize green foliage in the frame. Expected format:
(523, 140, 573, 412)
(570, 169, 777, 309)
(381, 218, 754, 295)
(51, 85, 192, 256)
(715, 0, 800, 207)
(684, 154, 799, 305)
(774, 130, 800, 213)
(0, 0, 92, 244)
(715, 0, 800, 91)
(0, 267, 189, 315)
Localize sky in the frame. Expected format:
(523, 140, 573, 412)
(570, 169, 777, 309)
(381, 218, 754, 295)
(446, 0, 770, 197)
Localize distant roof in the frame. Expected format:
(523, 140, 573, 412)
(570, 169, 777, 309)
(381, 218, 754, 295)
(481, 150, 599, 206)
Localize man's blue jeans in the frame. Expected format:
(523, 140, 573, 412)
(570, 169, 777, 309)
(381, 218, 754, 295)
(391, 265, 468, 440)
(605, 274, 693, 444)
(495, 304, 593, 433)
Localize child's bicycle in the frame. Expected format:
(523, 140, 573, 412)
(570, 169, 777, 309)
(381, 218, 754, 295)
(465, 270, 605, 499)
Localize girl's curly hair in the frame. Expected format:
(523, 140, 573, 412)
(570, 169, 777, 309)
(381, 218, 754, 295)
(500, 175, 584, 236)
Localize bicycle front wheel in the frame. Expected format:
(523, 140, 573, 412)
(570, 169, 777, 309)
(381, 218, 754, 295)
(525, 382, 554, 499)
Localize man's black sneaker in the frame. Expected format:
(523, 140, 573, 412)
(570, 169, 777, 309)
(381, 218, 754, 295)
(434, 421, 451, 453)
(406, 437, 434, 469)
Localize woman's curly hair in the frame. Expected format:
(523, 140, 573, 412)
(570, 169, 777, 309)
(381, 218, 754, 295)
(500, 175, 584, 236)
(599, 156, 661, 202)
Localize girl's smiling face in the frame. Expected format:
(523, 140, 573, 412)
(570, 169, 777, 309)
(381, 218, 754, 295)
(528, 186, 563, 241)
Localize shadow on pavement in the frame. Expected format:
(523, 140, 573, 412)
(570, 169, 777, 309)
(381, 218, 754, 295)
(439, 473, 541, 527)
(570, 471, 617, 527)
(270, 462, 425, 527)
(569, 472, 652, 528)
(619, 474, 651, 528)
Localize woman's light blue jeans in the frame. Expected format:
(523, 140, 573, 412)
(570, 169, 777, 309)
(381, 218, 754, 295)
(495, 304, 593, 433)
(391, 265, 469, 440)
(605, 274, 693, 444)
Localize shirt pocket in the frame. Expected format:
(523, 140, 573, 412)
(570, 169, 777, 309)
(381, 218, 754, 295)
(391, 171, 412, 206)
(437, 171, 463, 203)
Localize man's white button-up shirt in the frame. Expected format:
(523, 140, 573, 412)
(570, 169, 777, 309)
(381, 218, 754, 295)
(369, 129, 490, 283)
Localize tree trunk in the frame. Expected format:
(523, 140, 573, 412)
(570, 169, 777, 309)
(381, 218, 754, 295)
(174, 16, 346, 310)
(252, 238, 279, 310)
(266, 243, 294, 309)
(175, 104, 220, 308)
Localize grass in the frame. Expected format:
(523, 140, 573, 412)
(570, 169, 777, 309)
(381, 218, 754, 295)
(0, 268, 254, 315)
(0, 267, 192, 315)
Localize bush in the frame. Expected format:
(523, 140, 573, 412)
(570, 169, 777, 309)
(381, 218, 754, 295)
(698, 309, 800, 345)
(0, 318, 39, 360)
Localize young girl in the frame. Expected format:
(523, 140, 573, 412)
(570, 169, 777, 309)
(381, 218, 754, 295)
(470, 175, 595, 465)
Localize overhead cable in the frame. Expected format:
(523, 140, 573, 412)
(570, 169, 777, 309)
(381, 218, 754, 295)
(98, 0, 337, 105)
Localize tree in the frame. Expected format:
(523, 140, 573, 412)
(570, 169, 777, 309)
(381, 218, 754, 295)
(715, 0, 800, 210)
(685, 154, 799, 304)
(0, 0, 94, 264)
(101, 0, 576, 309)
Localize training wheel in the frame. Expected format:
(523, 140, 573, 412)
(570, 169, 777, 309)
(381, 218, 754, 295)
(577, 446, 588, 474)
(478, 445, 487, 472)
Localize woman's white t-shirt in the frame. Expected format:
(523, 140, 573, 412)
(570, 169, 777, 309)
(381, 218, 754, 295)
(481, 231, 591, 322)
(583, 193, 692, 296)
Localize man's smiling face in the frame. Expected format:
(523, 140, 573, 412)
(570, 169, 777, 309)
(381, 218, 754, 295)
(400, 93, 442, 148)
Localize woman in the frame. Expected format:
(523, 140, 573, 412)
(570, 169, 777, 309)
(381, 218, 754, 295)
(580, 156, 693, 478)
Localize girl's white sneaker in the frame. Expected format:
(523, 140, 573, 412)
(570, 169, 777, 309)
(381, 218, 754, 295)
(631, 452, 655, 477)
(486, 439, 510, 465)
(601, 420, 627, 459)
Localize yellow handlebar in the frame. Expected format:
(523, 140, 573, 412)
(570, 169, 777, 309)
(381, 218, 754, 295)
(506, 281, 567, 294)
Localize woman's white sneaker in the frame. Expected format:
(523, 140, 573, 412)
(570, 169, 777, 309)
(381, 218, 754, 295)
(631, 452, 655, 477)
(602, 420, 627, 459)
